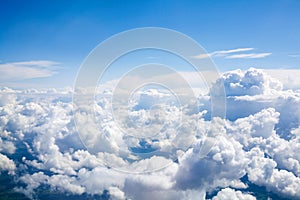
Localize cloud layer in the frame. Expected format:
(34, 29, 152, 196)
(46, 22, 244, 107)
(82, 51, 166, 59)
(0, 68, 300, 199)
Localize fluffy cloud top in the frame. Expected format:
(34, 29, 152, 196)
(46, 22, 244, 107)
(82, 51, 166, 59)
(212, 188, 256, 200)
(0, 68, 300, 200)
(215, 68, 282, 96)
(0, 153, 16, 174)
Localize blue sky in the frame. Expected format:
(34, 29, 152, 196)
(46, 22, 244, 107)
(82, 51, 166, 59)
(1, 0, 300, 88)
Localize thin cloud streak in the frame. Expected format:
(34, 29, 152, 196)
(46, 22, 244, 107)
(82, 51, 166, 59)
(226, 53, 271, 59)
(10, 60, 60, 68)
(0, 60, 60, 81)
(192, 47, 271, 59)
(214, 47, 254, 54)
(192, 47, 254, 59)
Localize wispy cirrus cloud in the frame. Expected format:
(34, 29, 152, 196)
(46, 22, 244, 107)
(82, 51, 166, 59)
(214, 47, 254, 55)
(226, 52, 271, 59)
(0, 60, 60, 81)
(192, 47, 271, 59)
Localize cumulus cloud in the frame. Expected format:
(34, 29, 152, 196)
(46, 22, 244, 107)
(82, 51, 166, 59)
(1, 67, 300, 199)
(209, 68, 300, 139)
(247, 147, 300, 198)
(0, 153, 16, 174)
(175, 133, 248, 191)
(214, 68, 282, 96)
(212, 188, 256, 200)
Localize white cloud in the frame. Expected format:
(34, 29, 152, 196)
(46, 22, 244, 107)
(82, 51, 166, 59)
(192, 47, 271, 59)
(1, 68, 300, 199)
(247, 147, 300, 198)
(0, 60, 60, 81)
(215, 48, 255, 55)
(225, 53, 271, 59)
(175, 133, 248, 191)
(264, 69, 300, 90)
(214, 68, 283, 96)
(212, 188, 256, 200)
(192, 48, 254, 59)
(9, 60, 60, 68)
(0, 138, 16, 154)
(0, 153, 16, 174)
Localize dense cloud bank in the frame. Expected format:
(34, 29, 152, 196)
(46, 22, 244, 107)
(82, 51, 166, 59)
(0, 68, 300, 199)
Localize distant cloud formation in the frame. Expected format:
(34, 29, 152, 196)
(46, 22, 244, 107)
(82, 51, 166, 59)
(226, 53, 271, 59)
(0, 68, 300, 199)
(193, 47, 271, 59)
(0, 60, 60, 81)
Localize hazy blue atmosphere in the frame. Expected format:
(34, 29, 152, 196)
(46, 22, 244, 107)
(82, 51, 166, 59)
(1, 0, 300, 88)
